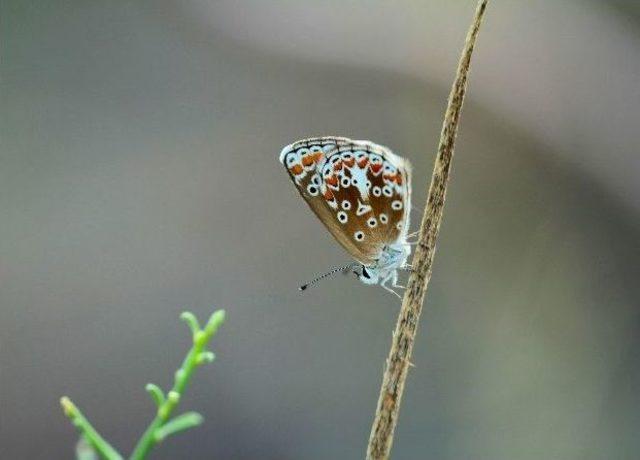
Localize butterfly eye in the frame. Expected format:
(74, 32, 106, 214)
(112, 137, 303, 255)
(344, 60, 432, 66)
(322, 164, 332, 177)
(307, 184, 319, 196)
(382, 185, 393, 197)
(310, 146, 322, 153)
(311, 174, 321, 185)
(367, 217, 377, 228)
(341, 200, 351, 210)
(372, 186, 382, 197)
(370, 155, 382, 164)
(342, 153, 353, 160)
(379, 214, 388, 224)
(391, 200, 403, 210)
(341, 177, 351, 188)
(354, 231, 365, 241)
(297, 148, 310, 156)
(337, 211, 348, 224)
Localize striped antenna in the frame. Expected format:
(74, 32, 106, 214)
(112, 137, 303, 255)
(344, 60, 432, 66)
(299, 262, 359, 291)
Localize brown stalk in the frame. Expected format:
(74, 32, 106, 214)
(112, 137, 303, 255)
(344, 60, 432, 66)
(365, 1, 489, 458)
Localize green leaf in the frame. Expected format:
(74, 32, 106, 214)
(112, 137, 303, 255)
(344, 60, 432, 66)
(145, 383, 165, 408)
(60, 397, 124, 460)
(204, 310, 225, 339)
(153, 412, 204, 442)
(180, 312, 201, 339)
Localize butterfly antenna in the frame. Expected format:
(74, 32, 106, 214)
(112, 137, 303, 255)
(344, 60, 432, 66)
(299, 262, 358, 291)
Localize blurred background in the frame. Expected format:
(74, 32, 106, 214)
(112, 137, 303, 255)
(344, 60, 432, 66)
(2, 1, 639, 459)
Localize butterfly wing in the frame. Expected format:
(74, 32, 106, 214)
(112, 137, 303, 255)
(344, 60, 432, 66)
(280, 136, 411, 265)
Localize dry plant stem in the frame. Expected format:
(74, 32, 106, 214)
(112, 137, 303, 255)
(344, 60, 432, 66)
(366, 1, 488, 459)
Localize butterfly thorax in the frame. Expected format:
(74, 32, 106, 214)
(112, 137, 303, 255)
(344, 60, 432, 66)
(358, 242, 410, 285)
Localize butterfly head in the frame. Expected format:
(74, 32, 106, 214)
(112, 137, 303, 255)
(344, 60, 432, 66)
(355, 265, 379, 285)
(355, 242, 410, 285)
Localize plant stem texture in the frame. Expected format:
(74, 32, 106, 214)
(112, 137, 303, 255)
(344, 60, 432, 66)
(366, 1, 488, 458)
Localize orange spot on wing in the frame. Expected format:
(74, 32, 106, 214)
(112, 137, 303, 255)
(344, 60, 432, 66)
(326, 175, 338, 187)
(302, 155, 314, 167)
(290, 164, 303, 175)
(357, 158, 369, 168)
(370, 163, 382, 174)
(313, 152, 324, 163)
(384, 174, 402, 185)
(333, 161, 343, 171)
(343, 158, 355, 168)
(323, 189, 334, 201)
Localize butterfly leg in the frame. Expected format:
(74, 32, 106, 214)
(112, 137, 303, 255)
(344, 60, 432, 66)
(380, 272, 402, 299)
(390, 270, 407, 290)
(406, 230, 420, 239)
(381, 283, 402, 300)
(400, 263, 415, 271)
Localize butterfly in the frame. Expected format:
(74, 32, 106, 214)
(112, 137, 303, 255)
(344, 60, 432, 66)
(279, 136, 412, 296)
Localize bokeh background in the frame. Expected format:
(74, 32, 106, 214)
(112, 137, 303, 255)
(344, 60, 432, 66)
(2, 1, 639, 459)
